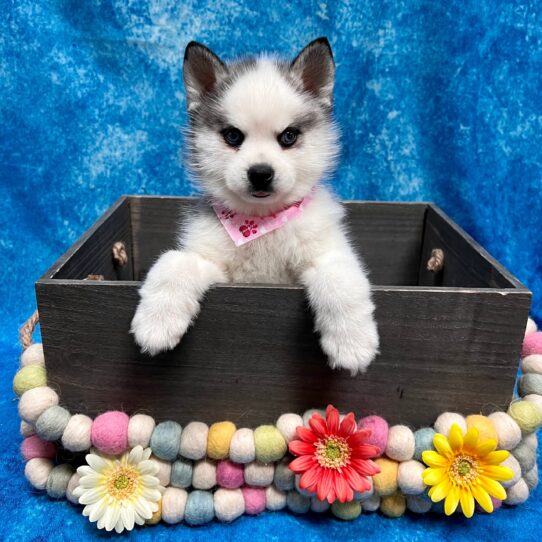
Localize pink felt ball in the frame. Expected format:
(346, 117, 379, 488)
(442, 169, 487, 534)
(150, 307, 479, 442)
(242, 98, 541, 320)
(216, 460, 244, 489)
(476, 496, 502, 513)
(21, 435, 57, 460)
(91, 411, 129, 455)
(357, 415, 388, 457)
(522, 332, 542, 358)
(242, 486, 266, 515)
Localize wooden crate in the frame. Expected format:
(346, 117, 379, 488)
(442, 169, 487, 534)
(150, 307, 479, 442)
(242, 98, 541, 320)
(36, 197, 531, 427)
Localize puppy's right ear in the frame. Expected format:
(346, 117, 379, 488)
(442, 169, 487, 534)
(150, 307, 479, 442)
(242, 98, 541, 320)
(183, 42, 228, 111)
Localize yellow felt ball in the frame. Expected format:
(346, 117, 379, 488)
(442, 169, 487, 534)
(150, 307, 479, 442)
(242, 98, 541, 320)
(207, 421, 236, 460)
(380, 492, 406, 518)
(146, 498, 162, 525)
(13, 365, 47, 396)
(254, 425, 287, 463)
(466, 415, 498, 443)
(508, 401, 542, 435)
(372, 458, 398, 496)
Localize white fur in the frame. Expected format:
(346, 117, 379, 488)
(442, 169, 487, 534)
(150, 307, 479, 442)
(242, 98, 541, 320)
(131, 53, 379, 374)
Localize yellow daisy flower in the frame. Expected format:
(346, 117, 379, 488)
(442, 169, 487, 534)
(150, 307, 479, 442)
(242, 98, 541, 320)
(73, 446, 164, 533)
(422, 423, 514, 518)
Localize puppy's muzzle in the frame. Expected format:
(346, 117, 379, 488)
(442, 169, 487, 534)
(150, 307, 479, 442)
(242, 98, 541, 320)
(248, 163, 274, 193)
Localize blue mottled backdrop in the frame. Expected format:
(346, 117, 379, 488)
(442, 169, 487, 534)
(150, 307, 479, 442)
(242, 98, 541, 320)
(1, 1, 541, 540)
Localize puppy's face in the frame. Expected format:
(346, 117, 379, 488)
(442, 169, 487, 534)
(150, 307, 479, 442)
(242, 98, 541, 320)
(183, 39, 339, 214)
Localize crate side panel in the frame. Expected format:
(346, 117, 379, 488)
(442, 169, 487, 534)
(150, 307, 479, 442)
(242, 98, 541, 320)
(54, 199, 133, 281)
(130, 197, 427, 285)
(37, 282, 530, 427)
(343, 202, 426, 286)
(418, 206, 516, 288)
(130, 197, 195, 280)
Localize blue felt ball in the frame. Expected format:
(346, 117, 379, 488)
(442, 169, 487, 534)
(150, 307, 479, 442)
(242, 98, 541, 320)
(184, 490, 215, 526)
(414, 427, 436, 462)
(150, 421, 182, 461)
(170, 458, 193, 489)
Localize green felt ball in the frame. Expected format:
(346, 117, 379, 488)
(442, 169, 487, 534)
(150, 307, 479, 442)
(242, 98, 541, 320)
(254, 425, 287, 463)
(508, 401, 542, 435)
(331, 500, 362, 520)
(13, 365, 47, 396)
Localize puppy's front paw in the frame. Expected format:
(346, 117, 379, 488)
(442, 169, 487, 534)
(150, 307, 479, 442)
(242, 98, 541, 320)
(130, 296, 193, 356)
(321, 317, 379, 376)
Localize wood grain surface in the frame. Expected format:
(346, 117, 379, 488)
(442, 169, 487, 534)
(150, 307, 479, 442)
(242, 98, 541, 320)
(37, 197, 532, 427)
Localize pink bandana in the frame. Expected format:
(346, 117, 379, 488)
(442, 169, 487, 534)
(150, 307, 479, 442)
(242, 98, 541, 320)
(213, 194, 312, 246)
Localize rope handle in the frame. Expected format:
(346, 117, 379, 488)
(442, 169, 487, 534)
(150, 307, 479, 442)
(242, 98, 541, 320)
(427, 248, 445, 273)
(20, 310, 39, 350)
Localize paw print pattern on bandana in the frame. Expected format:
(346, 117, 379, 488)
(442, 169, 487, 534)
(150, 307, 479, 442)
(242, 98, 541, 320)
(213, 192, 313, 247)
(239, 220, 258, 237)
(221, 210, 236, 220)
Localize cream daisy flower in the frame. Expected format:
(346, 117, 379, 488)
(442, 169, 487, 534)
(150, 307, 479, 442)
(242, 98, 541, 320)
(73, 445, 164, 533)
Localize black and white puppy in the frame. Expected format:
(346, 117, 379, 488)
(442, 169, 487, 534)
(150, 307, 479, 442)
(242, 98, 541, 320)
(131, 38, 379, 374)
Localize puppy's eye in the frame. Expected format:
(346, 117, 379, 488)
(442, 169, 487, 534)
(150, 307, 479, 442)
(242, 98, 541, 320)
(278, 127, 300, 148)
(221, 127, 244, 147)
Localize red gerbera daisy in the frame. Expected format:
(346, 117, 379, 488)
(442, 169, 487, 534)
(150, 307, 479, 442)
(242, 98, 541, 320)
(288, 405, 381, 503)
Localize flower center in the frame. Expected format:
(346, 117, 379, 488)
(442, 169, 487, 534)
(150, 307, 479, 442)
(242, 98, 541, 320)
(315, 436, 350, 469)
(450, 454, 479, 485)
(107, 466, 138, 500)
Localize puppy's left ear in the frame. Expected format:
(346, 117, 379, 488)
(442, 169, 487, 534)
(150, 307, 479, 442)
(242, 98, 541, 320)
(290, 37, 335, 107)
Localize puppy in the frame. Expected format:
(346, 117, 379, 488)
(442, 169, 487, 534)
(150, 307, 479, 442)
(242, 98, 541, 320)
(131, 38, 379, 375)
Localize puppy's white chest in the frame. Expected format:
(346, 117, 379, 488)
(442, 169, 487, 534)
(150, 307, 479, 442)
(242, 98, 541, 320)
(225, 229, 296, 284)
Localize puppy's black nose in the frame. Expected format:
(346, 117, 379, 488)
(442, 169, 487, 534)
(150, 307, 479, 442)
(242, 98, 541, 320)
(248, 163, 274, 191)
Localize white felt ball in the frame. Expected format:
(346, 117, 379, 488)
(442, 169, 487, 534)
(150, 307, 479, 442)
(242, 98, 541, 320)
(524, 394, 542, 414)
(20, 343, 45, 367)
(286, 491, 310, 514)
(214, 488, 245, 522)
(25, 458, 53, 490)
(397, 460, 426, 495)
(308, 497, 328, 513)
(295, 475, 313, 497)
(19, 386, 59, 423)
(361, 494, 380, 512)
(406, 495, 432, 514)
(354, 478, 374, 502)
(488, 412, 522, 450)
(192, 459, 217, 490)
(179, 421, 209, 460)
(149, 456, 172, 486)
(244, 461, 274, 487)
(128, 414, 156, 448)
(521, 355, 542, 374)
(161, 487, 188, 524)
(62, 414, 92, 452)
(229, 428, 256, 464)
(385, 425, 415, 461)
(20, 420, 35, 437)
(266, 486, 287, 511)
(303, 409, 325, 426)
(66, 473, 81, 505)
(434, 412, 467, 436)
(526, 318, 538, 336)
(504, 478, 530, 505)
(276, 413, 303, 442)
(524, 465, 538, 490)
(500, 455, 522, 489)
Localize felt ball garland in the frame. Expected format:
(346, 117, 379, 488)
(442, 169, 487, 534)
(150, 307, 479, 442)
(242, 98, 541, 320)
(13, 316, 542, 529)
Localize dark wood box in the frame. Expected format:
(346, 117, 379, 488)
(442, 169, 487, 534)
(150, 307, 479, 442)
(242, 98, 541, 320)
(36, 197, 531, 427)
